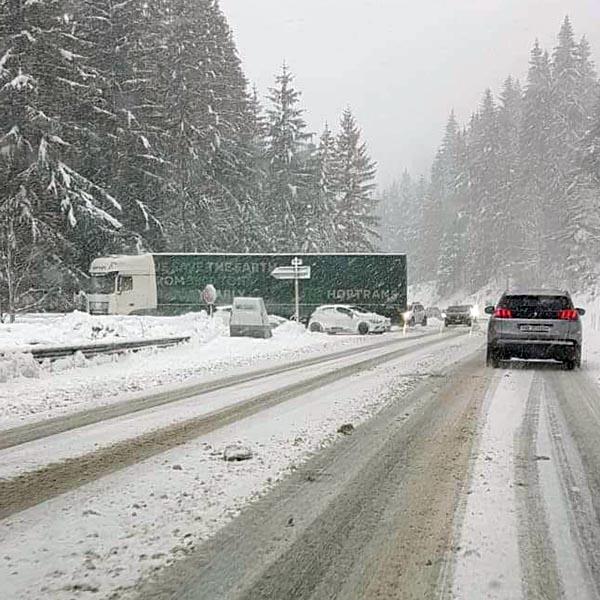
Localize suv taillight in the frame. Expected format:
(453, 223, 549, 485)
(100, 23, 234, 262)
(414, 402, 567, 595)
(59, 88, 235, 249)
(558, 309, 579, 321)
(493, 308, 513, 319)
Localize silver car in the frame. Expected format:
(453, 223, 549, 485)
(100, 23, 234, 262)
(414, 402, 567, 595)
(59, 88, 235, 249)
(485, 289, 585, 369)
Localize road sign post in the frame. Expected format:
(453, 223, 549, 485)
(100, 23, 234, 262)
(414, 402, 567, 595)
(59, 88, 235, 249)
(271, 257, 311, 323)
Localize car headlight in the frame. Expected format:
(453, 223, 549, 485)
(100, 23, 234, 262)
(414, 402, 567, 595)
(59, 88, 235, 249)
(403, 311, 411, 321)
(441, 312, 447, 318)
(470, 306, 480, 318)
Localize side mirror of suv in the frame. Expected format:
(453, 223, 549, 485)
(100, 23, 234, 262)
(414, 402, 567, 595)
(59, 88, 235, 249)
(577, 307, 586, 316)
(484, 306, 495, 315)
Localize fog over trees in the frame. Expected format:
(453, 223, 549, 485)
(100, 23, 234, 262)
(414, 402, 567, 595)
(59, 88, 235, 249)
(379, 16, 600, 296)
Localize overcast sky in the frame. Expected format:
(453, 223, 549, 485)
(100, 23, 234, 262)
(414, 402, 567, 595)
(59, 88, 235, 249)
(219, 0, 600, 185)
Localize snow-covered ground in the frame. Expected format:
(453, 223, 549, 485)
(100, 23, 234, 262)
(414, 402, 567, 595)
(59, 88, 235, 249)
(0, 332, 482, 600)
(0, 311, 220, 351)
(0, 313, 431, 430)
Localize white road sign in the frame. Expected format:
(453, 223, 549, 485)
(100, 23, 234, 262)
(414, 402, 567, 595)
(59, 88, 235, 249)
(270, 266, 311, 280)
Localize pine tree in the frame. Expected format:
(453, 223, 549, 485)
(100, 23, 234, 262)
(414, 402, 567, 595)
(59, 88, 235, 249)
(68, 0, 168, 260)
(332, 108, 378, 251)
(497, 76, 524, 271)
(519, 40, 554, 282)
(264, 64, 313, 250)
(550, 16, 598, 282)
(0, 0, 130, 315)
(581, 98, 600, 185)
(426, 111, 468, 295)
(229, 86, 269, 251)
(465, 89, 502, 288)
(148, 0, 261, 252)
(301, 123, 337, 251)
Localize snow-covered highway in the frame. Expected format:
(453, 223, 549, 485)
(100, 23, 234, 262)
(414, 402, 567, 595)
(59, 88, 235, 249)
(0, 326, 478, 599)
(4, 322, 600, 600)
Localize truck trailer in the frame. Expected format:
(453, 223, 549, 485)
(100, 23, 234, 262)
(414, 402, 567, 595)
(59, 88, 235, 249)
(87, 253, 407, 321)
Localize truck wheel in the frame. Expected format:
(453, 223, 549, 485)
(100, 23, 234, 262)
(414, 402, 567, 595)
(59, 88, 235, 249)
(409, 317, 415, 327)
(422, 317, 428, 327)
(309, 322, 323, 333)
(358, 322, 369, 335)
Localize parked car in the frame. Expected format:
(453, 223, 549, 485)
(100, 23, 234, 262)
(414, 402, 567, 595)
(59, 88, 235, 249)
(229, 297, 272, 339)
(485, 289, 585, 369)
(444, 305, 474, 327)
(308, 304, 387, 335)
(217, 305, 285, 331)
(402, 303, 427, 327)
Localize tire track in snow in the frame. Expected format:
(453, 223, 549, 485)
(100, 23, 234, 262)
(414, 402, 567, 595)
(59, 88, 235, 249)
(514, 373, 563, 599)
(541, 371, 600, 598)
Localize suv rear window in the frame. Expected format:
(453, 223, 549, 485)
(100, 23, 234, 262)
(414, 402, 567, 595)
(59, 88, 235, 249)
(499, 295, 572, 319)
(447, 305, 470, 313)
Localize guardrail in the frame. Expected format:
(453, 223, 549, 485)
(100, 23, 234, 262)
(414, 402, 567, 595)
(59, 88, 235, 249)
(0, 336, 191, 362)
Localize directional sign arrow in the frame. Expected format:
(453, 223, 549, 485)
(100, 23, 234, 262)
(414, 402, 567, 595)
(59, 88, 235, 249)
(271, 266, 311, 280)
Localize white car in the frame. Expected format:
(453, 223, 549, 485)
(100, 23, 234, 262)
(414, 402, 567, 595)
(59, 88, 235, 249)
(230, 297, 272, 339)
(308, 304, 388, 335)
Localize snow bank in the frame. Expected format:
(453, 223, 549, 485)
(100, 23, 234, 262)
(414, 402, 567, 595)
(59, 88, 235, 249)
(0, 311, 225, 352)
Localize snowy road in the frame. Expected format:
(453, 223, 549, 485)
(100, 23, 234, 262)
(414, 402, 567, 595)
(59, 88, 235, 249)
(5, 329, 600, 600)
(135, 360, 600, 600)
(0, 327, 476, 599)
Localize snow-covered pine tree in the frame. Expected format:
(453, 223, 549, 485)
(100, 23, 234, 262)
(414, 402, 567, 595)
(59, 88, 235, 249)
(264, 64, 313, 251)
(465, 89, 502, 289)
(497, 76, 524, 274)
(301, 123, 337, 251)
(409, 175, 429, 280)
(550, 16, 599, 282)
(519, 40, 554, 283)
(581, 98, 600, 186)
(198, 0, 269, 252)
(436, 122, 468, 297)
(332, 108, 378, 252)
(377, 179, 402, 253)
(376, 170, 418, 254)
(151, 0, 262, 252)
(0, 0, 129, 316)
(228, 85, 269, 251)
(67, 0, 167, 262)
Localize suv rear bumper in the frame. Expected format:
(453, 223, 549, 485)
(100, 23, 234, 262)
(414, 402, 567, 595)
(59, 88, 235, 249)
(445, 317, 471, 325)
(491, 339, 578, 360)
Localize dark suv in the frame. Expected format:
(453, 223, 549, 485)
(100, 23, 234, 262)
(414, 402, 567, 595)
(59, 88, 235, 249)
(444, 305, 473, 327)
(485, 289, 585, 369)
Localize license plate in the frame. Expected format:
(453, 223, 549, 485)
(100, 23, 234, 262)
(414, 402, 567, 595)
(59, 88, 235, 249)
(520, 325, 550, 332)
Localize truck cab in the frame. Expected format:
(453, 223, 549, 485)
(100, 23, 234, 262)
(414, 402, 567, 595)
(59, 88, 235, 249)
(88, 254, 157, 315)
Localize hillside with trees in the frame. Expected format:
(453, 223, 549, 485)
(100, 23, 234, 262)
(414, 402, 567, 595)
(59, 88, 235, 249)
(379, 16, 600, 296)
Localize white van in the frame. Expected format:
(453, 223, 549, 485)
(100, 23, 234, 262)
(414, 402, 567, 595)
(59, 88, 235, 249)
(230, 297, 272, 339)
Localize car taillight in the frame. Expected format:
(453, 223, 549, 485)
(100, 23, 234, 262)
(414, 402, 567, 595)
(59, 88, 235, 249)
(493, 308, 512, 319)
(558, 309, 579, 321)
